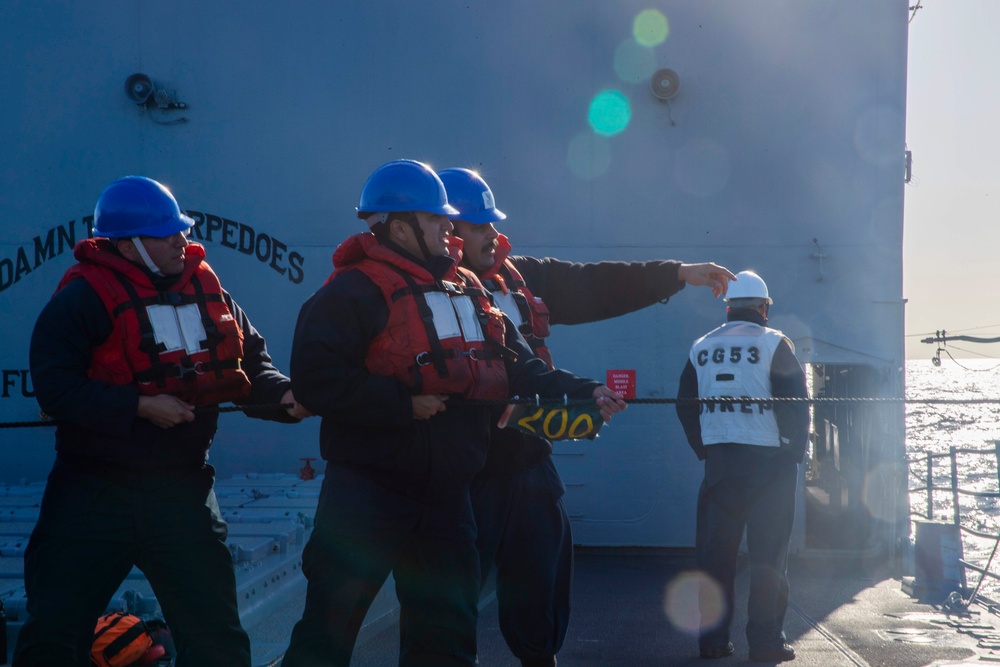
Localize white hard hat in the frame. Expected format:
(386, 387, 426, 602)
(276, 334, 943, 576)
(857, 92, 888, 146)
(725, 270, 772, 304)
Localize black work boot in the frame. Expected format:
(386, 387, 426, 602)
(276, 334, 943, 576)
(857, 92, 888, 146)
(749, 643, 795, 662)
(521, 657, 557, 667)
(700, 642, 735, 659)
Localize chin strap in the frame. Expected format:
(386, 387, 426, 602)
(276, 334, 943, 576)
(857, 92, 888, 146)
(407, 219, 433, 261)
(131, 236, 164, 276)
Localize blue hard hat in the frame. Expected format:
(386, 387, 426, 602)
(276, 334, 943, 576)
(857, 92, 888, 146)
(357, 160, 458, 217)
(437, 168, 506, 224)
(93, 176, 194, 238)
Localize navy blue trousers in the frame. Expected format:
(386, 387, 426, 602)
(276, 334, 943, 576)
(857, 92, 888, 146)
(695, 446, 798, 653)
(471, 456, 570, 667)
(282, 463, 480, 667)
(13, 459, 249, 667)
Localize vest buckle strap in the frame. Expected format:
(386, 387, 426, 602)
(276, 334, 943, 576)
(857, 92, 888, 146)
(172, 361, 202, 380)
(415, 348, 480, 367)
(133, 358, 242, 385)
(160, 291, 185, 306)
(133, 360, 202, 382)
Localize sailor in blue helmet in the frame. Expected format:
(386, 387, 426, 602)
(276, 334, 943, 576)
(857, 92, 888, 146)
(281, 159, 626, 667)
(439, 167, 736, 667)
(676, 271, 809, 663)
(14, 176, 309, 667)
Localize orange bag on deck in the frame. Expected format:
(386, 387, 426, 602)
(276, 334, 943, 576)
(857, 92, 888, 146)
(91, 612, 166, 667)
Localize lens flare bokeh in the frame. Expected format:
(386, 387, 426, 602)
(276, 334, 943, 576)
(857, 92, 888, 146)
(633, 9, 669, 47)
(614, 38, 658, 84)
(663, 570, 725, 634)
(588, 90, 631, 137)
(567, 131, 613, 180)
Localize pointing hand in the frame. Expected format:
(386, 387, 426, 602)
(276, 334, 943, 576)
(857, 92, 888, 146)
(678, 262, 737, 298)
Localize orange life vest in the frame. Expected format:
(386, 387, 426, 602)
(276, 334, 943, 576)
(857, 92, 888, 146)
(331, 233, 509, 400)
(481, 235, 554, 369)
(57, 239, 251, 407)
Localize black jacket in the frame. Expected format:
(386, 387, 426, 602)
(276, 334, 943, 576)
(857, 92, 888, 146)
(478, 255, 685, 475)
(508, 255, 683, 324)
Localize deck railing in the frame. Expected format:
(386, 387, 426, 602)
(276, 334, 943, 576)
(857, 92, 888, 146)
(908, 442, 1000, 604)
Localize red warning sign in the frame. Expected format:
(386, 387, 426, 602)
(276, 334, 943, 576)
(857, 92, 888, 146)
(606, 369, 636, 399)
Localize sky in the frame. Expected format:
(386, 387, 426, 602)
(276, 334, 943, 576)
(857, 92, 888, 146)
(904, 1, 1000, 360)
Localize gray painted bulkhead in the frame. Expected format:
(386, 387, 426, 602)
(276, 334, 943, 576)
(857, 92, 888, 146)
(0, 0, 908, 549)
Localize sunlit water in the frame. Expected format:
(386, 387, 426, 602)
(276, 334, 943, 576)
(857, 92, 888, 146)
(907, 357, 1000, 598)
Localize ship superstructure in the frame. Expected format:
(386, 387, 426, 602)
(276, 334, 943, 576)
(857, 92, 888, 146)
(0, 2, 909, 662)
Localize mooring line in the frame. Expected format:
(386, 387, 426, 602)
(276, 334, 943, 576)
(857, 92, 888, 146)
(0, 396, 991, 429)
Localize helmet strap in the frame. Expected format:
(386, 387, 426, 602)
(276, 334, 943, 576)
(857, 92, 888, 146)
(408, 218, 433, 261)
(131, 236, 164, 276)
(385, 212, 435, 261)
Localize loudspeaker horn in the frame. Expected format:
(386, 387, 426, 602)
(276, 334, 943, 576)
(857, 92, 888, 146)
(124, 73, 154, 105)
(650, 68, 680, 101)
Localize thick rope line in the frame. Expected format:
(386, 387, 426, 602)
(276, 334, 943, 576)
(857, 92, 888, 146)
(1, 403, 294, 429)
(463, 396, 997, 407)
(0, 395, 986, 429)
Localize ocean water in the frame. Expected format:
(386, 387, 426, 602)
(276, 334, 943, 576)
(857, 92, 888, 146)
(907, 357, 1000, 457)
(906, 357, 1000, 597)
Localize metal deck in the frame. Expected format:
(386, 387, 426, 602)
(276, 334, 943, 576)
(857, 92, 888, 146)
(356, 551, 996, 667)
(5, 475, 998, 667)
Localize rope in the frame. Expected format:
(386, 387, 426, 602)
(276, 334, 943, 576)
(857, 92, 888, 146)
(0, 395, 992, 429)
(489, 396, 1000, 406)
(936, 347, 1000, 372)
(965, 534, 1000, 610)
(2, 403, 295, 429)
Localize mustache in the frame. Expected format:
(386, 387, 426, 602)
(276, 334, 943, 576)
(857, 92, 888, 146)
(483, 239, 499, 253)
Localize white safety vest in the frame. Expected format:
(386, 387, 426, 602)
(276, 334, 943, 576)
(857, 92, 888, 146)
(688, 320, 790, 447)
